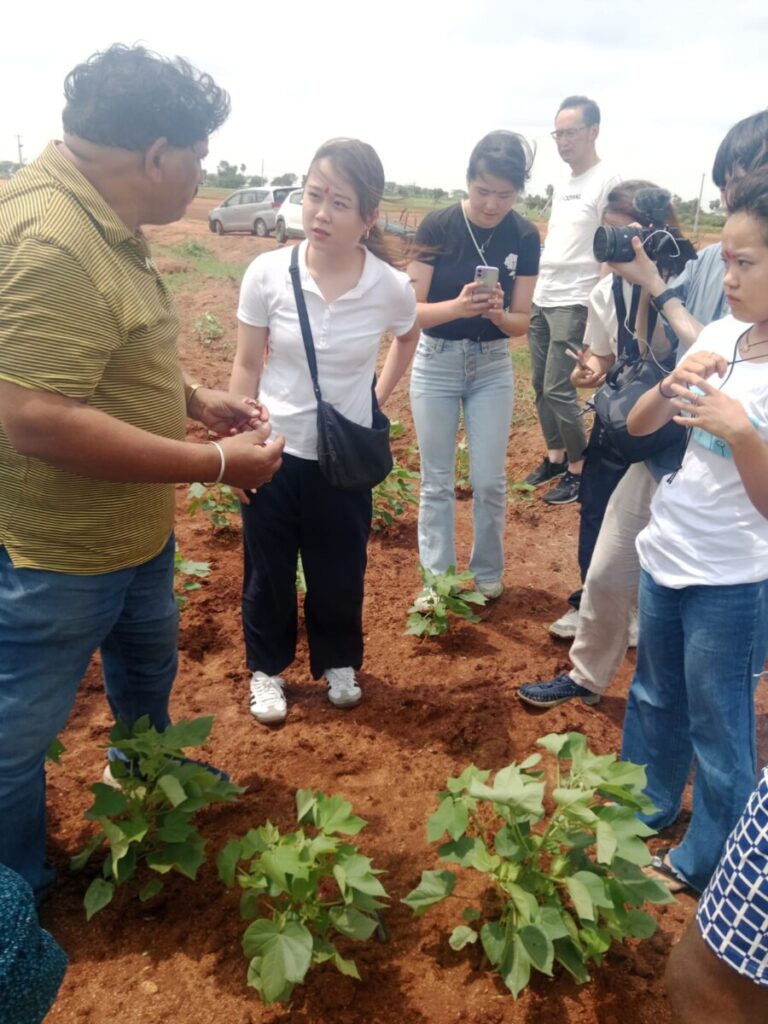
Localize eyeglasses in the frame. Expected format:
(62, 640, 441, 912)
(550, 126, 588, 141)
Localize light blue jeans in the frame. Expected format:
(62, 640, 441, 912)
(409, 334, 514, 585)
(0, 536, 178, 900)
(622, 569, 768, 892)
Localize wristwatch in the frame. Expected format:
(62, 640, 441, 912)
(650, 289, 677, 316)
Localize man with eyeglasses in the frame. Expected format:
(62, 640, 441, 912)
(523, 96, 621, 505)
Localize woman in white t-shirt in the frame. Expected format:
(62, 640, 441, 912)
(622, 167, 768, 894)
(230, 138, 419, 724)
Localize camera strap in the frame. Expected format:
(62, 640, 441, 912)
(611, 276, 659, 363)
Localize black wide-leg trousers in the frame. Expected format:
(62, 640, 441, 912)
(241, 453, 372, 680)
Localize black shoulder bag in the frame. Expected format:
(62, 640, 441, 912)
(288, 245, 393, 491)
(591, 275, 686, 464)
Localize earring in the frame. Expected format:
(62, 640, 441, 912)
(364, 227, 370, 240)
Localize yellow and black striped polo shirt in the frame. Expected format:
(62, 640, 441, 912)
(0, 142, 186, 573)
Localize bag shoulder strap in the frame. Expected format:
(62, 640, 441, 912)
(289, 245, 322, 403)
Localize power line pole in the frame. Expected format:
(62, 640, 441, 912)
(14, 134, 24, 166)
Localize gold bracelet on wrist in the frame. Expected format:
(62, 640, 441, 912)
(185, 382, 203, 409)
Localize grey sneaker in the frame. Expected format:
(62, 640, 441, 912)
(549, 607, 580, 639)
(542, 470, 581, 506)
(325, 667, 362, 708)
(518, 673, 600, 708)
(523, 456, 567, 488)
(477, 580, 504, 599)
(249, 671, 287, 724)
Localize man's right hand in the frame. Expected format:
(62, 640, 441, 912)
(218, 431, 285, 490)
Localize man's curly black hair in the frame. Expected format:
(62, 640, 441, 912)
(62, 43, 230, 150)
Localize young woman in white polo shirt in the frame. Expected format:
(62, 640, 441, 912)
(230, 138, 419, 724)
(622, 167, 768, 894)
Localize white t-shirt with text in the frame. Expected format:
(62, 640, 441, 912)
(534, 161, 621, 307)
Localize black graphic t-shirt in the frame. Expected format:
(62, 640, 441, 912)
(414, 203, 541, 341)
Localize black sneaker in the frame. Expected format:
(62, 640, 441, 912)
(523, 456, 567, 488)
(518, 673, 600, 708)
(543, 470, 581, 505)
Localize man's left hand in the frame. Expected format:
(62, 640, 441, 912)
(188, 387, 270, 439)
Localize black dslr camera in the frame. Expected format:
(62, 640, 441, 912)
(593, 187, 697, 277)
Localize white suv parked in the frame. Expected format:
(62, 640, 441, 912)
(208, 185, 296, 237)
(275, 189, 305, 243)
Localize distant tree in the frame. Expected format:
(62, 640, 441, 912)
(384, 180, 398, 194)
(431, 188, 447, 201)
(709, 198, 721, 213)
(451, 188, 469, 200)
(545, 184, 554, 201)
(0, 159, 21, 178)
(248, 175, 267, 187)
(208, 160, 247, 188)
(271, 173, 298, 186)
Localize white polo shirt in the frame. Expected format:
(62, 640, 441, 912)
(238, 241, 417, 460)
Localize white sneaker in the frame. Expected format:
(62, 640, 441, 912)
(549, 606, 580, 639)
(628, 610, 639, 648)
(249, 671, 287, 724)
(325, 667, 362, 708)
(477, 580, 504, 600)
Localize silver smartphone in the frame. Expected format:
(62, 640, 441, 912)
(474, 265, 499, 292)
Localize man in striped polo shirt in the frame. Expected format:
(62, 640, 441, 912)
(0, 45, 284, 903)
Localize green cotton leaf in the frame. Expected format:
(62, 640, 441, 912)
(462, 907, 482, 922)
(552, 788, 599, 825)
(427, 796, 469, 842)
(87, 783, 129, 819)
(84, 878, 115, 920)
(601, 759, 649, 792)
(295, 788, 317, 823)
(70, 833, 105, 873)
(519, 924, 554, 975)
(437, 835, 486, 866)
(146, 835, 205, 879)
(329, 906, 379, 940)
(333, 950, 361, 979)
(446, 764, 490, 795)
(469, 770, 545, 818)
(217, 840, 243, 887)
(46, 736, 65, 764)
(480, 921, 507, 967)
(553, 937, 591, 984)
(314, 794, 366, 835)
(538, 904, 571, 941)
(158, 773, 188, 808)
(494, 825, 525, 861)
(565, 876, 595, 921)
(99, 817, 132, 873)
(623, 909, 658, 938)
(242, 919, 313, 1004)
(597, 783, 657, 814)
(261, 846, 307, 889)
(505, 883, 540, 925)
(402, 869, 456, 915)
(611, 858, 676, 905)
(598, 807, 655, 865)
(571, 871, 613, 910)
(159, 716, 213, 751)
(500, 934, 531, 999)
(536, 733, 573, 757)
(465, 846, 501, 873)
(139, 878, 164, 902)
(596, 820, 618, 864)
(338, 853, 387, 898)
(449, 925, 479, 950)
(155, 809, 195, 844)
(518, 753, 542, 770)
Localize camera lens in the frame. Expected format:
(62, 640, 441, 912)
(593, 225, 643, 263)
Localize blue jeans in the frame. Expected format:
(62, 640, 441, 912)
(0, 536, 178, 899)
(409, 335, 514, 585)
(622, 569, 768, 892)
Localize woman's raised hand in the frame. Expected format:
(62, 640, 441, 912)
(454, 281, 495, 318)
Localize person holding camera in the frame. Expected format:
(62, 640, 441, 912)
(522, 96, 621, 505)
(620, 166, 768, 894)
(407, 131, 539, 600)
(517, 109, 768, 710)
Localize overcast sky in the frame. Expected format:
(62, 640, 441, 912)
(4, 0, 766, 207)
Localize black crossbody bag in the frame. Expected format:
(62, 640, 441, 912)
(288, 245, 393, 491)
(592, 276, 686, 464)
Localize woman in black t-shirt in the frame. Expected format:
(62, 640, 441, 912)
(408, 131, 540, 600)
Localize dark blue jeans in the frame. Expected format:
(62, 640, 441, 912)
(0, 536, 178, 899)
(622, 569, 768, 892)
